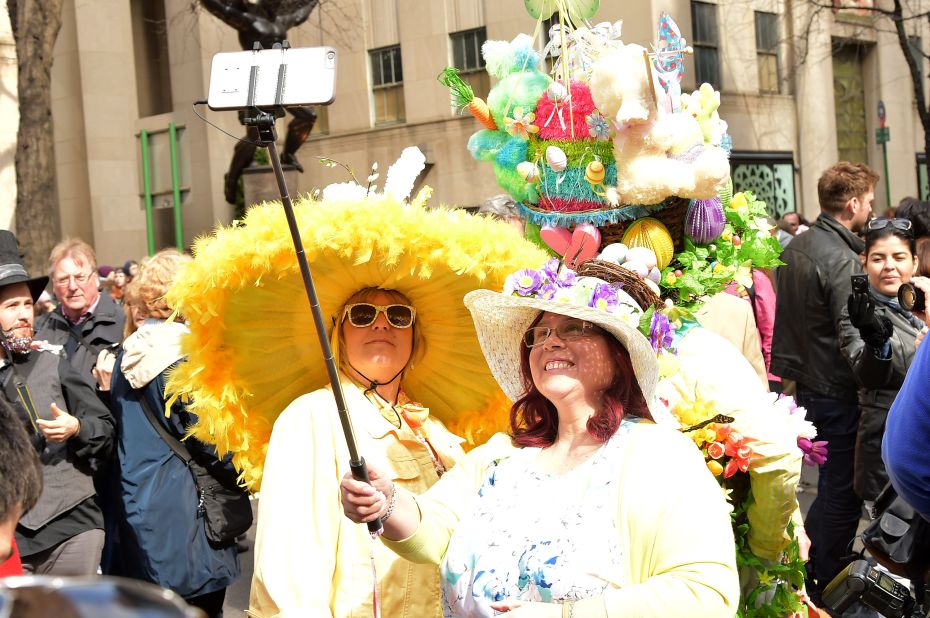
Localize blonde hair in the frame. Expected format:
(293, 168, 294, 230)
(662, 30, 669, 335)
(122, 280, 140, 340)
(336, 287, 425, 375)
(133, 249, 191, 320)
(48, 238, 98, 276)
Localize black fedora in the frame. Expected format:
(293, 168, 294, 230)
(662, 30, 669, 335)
(0, 231, 49, 301)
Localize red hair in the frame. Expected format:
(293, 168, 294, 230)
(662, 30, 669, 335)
(510, 317, 652, 448)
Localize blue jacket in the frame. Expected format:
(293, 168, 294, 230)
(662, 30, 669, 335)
(882, 329, 930, 521)
(109, 320, 240, 598)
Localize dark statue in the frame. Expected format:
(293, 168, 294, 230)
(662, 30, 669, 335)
(200, 0, 320, 204)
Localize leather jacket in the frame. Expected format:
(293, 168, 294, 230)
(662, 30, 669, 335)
(771, 213, 865, 401)
(838, 297, 923, 500)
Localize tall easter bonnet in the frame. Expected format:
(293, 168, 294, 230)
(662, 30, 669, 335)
(444, 3, 807, 615)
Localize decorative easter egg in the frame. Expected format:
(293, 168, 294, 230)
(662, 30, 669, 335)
(584, 160, 606, 185)
(546, 146, 568, 172)
(685, 197, 726, 245)
(547, 81, 568, 103)
(620, 260, 648, 278)
(647, 267, 662, 284)
(625, 246, 657, 270)
(621, 218, 675, 269)
(644, 278, 661, 296)
(597, 242, 628, 264)
(517, 161, 540, 183)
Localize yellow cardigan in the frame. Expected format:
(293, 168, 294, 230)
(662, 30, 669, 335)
(248, 379, 465, 618)
(384, 422, 740, 617)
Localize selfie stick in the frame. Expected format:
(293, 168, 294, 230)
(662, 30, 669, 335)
(238, 43, 382, 535)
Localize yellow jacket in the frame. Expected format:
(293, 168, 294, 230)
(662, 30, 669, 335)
(248, 378, 465, 617)
(384, 422, 740, 618)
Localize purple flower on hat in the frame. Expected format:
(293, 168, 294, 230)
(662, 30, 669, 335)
(540, 258, 561, 281)
(798, 437, 829, 466)
(508, 269, 543, 297)
(649, 312, 675, 352)
(586, 112, 611, 140)
(556, 268, 576, 288)
(537, 282, 559, 300)
(589, 283, 619, 312)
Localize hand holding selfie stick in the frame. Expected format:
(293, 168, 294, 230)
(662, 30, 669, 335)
(209, 43, 381, 535)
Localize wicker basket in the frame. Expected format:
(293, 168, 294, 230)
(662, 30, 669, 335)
(599, 197, 690, 251)
(575, 260, 663, 311)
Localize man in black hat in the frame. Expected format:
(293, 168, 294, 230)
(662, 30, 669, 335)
(0, 230, 114, 575)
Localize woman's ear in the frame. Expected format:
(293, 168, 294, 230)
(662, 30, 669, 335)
(860, 253, 867, 268)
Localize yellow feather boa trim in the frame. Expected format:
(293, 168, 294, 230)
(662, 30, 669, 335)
(165, 195, 547, 489)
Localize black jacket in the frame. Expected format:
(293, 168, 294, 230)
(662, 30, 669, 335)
(838, 298, 922, 501)
(2, 348, 115, 556)
(770, 213, 865, 401)
(36, 293, 125, 392)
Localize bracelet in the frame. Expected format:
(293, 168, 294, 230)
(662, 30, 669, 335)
(381, 482, 398, 523)
(562, 600, 574, 618)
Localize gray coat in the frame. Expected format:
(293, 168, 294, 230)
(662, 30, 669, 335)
(839, 298, 922, 501)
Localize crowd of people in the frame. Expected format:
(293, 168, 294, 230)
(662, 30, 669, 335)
(1, 160, 930, 618)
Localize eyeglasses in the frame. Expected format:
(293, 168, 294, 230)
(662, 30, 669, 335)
(867, 218, 913, 233)
(53, 272, 93, 286)
(523, 319, 602, 348)
(342, 303, 416, 328)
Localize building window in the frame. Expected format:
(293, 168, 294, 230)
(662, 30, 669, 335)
(730, 151, 796, 218)
(370, 45, 405, 125)
(755, 12, 780, 94)
(909, 36, 924, 100)
(451, 28, 489, 101)
(130, 0, 173, 117)
(691, 1, 721, 89)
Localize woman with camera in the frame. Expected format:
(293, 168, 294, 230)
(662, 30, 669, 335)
(839, 218, 930, 502)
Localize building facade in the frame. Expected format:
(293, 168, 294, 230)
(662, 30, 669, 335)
(0, 0, 927, 263)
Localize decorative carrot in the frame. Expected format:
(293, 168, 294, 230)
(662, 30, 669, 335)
(437, 67, 498, 131)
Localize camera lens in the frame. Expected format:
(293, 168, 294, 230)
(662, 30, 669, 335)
(898, 283, 926, 313)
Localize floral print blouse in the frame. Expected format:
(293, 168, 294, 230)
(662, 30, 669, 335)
(440, 419, 639, 617)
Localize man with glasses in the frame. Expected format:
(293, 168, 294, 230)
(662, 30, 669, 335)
(771, 161, 879, 603)
(0, 231, 114, 575)
(35, 240, 125, 401)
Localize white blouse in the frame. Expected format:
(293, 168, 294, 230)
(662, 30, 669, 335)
(439, 419, 639, 617)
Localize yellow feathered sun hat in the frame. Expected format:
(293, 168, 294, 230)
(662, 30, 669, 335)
(165, 194, 547, 489)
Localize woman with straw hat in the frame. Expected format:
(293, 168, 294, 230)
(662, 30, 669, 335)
(162, 184, 549, 616)
(341, 259, 740, 617)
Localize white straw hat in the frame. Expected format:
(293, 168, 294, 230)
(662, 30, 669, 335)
(464, 279, 659, 411)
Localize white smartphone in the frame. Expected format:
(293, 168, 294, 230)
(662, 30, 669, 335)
(207, 46, 337, 111)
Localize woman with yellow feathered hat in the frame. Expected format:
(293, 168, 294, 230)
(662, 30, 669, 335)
(163, 149, 548, 617)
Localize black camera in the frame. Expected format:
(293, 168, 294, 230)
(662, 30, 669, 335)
(851, 273, 870, 294)
(823, 560, 917, 617)
(899, 283, 926, 313)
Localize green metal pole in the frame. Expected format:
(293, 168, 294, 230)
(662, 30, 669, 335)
(883, 140, 891, 210)
(168, 122, 184, 251)
(140, 130, 156, 255)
